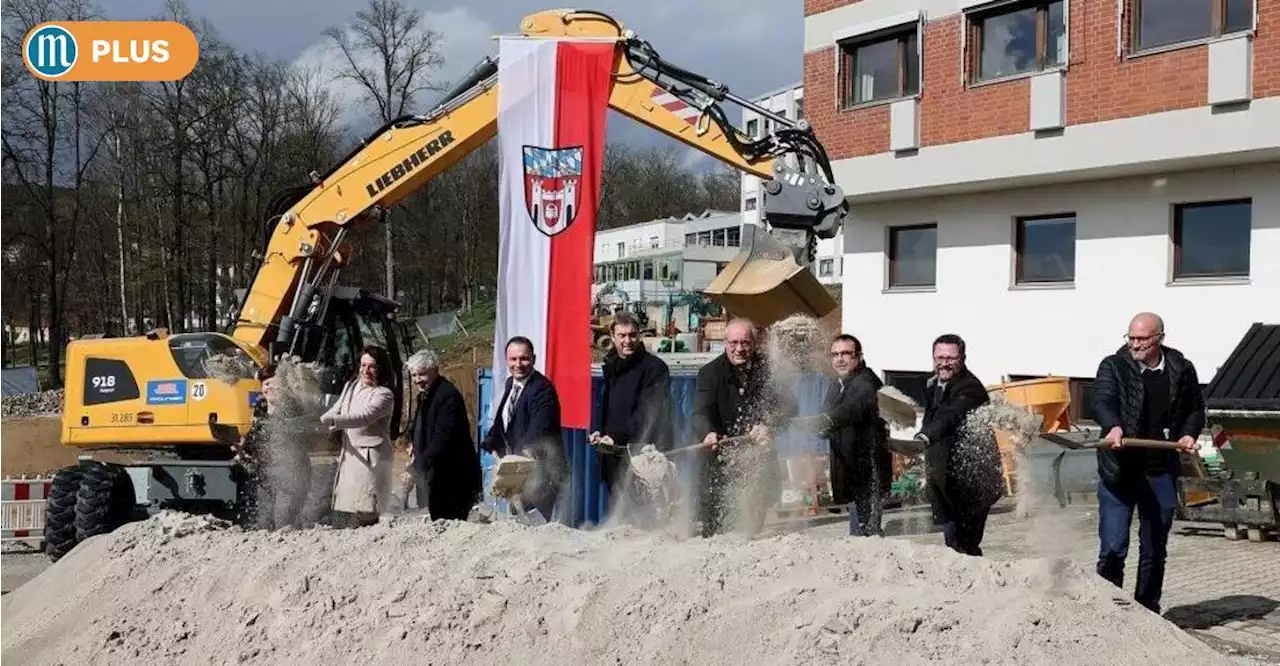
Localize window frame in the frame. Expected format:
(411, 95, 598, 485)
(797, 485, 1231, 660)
(837, 23, 921, 110)
(887, 223, 938, 289)
(818, 258, 834, 277)
(1013, 213, 1077, 285)
(1129, 0, 1255, 55)
(745, 118, 759, 138)
(965, 0, 1067, 84)
(1171, 198, 1252, 281)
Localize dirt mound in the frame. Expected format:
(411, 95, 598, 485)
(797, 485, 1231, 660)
(2, 513, 1234, 666)
(0, 415, 76, 477)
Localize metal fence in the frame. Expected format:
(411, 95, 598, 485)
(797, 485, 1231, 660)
(2, 476, 52, 549)
(474, 359, 834, 527)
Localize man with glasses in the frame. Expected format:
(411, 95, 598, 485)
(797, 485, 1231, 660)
(913, 333, 1002, 556)
(1091, 312, 1204, 614)
(691, 318, 797, 537)
(794, 334, 891, 536)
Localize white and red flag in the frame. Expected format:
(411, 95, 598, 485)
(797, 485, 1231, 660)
(489, 36, 613, 430)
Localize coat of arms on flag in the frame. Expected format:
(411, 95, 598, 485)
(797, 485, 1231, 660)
(522, 145, 583, 236)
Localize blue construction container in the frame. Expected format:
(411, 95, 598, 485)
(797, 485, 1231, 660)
(474, 357, 833, 527)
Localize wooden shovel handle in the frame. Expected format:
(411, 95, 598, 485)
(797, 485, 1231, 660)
(1078, 437, 1187, 450)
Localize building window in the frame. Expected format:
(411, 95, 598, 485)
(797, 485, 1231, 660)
(744, 197, 757, 211)
(649, 236, 660, 248)
(795, 98, 804, 119)
(712, 228, 726, 246)
(616, 241, 625, 257)
(839, 24, 920, 108)
(818, 259, 834, 277)
(643, 260, 654, 280)
(745, 118, 759, 138)
(967, 0, 1065, 83)
(1132, 0, 1253, 52)
(697, 231, 712, 245)
(1015, 214, 1076, 284)
(726, 227, 741, 247)
(888, 224, 937, 288)
(883, 370, 932, 407)
(685, 233, 696, 246)
(1173, 199, 1251, 280)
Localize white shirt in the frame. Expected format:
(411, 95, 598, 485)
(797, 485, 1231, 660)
(504, 377, 527, 428)
(1142, 354, 1166, 373)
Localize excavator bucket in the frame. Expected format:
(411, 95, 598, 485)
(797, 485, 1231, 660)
(702, 227, 838, 328)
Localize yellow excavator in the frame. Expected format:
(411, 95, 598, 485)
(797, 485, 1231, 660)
(44, 8, 847, 560)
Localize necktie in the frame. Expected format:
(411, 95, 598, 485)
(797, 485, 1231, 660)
(506, 382, 521, 426)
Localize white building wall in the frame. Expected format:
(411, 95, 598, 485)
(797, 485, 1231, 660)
(840, 163, 1280, 384)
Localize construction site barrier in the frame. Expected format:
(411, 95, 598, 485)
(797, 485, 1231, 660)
(475, 363, 831, 527)
(2, 476, 53, 549)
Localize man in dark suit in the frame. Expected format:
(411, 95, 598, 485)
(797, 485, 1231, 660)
(913, 333, 1002, 556)
(1091, 312, 1204, 614)
(589, 312, 673, 516)
(795, 334, 891, 536)
(481, 336, 566, 520)
(692, 318, 798, 537)
(405, 349, 481, 521)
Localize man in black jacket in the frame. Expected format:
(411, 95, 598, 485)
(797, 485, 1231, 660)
(914, 333, 1002, 556)
(796, 334, 891, 536)
(481, 336, 567, 521)
(1091, 312, 1204, 614)
(692, 318, 798, 537)
(589, 313, 673, 515)
(406, 350, 481, 521)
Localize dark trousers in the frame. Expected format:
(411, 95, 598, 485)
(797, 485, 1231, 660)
(941, 508, 990, 556)
(847, 491, 884, 537)
(601, 452, 631, 512)
(1096, 473, 1177, 613)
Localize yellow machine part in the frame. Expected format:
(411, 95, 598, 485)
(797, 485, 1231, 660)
(702, 228, 838, 328)
(61, 332, 260, 448)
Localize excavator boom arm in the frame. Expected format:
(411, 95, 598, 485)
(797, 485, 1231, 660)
(232, 9, 847, 356)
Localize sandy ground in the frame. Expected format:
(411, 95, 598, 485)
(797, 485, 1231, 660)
(1, 416, 76, 478)
(0, 512, 1231, 666)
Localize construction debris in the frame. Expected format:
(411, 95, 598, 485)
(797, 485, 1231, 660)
(1, 389, 64, 418)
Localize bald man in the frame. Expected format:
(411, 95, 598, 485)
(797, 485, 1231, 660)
(1091, 312, 1205, 614)
(691, 318, 798, 537)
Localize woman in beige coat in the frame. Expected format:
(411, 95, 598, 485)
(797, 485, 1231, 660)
(321, 346, 396, 528)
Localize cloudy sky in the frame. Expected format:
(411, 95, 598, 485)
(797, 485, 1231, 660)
(95, 0, 804, 166)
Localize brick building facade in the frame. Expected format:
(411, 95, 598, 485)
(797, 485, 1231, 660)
(802, 0, 1279, 419)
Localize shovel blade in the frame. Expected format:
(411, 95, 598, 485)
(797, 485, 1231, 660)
(887, 437, 927, 457)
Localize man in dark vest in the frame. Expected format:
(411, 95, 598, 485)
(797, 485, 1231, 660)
(589, 312, 673, 516)
(1092, 312, 1204, 614)
(913, 333, 1003, 556)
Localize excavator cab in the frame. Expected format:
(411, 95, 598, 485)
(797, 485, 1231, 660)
(285, 286, 413, 437)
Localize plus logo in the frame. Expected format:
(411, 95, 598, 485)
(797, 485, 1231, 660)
(24, 24, 78, 79)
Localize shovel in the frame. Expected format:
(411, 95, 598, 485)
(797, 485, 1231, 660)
(487, 454, 548, 526)
(1041, 433, 1188, 451)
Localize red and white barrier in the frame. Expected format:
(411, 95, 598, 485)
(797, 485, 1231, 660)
(2, 476, 53, 548)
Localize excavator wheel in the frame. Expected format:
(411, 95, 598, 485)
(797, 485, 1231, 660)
(44, 465, 84, 562)
(74, 461, 138, 543)
(595, 334, 614, 351)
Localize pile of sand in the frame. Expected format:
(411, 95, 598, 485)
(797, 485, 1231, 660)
(2, 513, 1238, 666)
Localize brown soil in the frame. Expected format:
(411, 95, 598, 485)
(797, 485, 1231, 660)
(1, 417, 76, 478)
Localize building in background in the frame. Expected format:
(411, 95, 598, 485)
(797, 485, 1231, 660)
(803, 0, 1280, 419)
(592, 210, 744, 333)
(740, 83, 845, 286)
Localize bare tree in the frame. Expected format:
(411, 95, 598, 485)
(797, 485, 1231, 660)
(323, 0, 447, 301)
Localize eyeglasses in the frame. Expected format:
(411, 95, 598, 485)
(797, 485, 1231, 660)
(1124, 333, 1163, 344)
